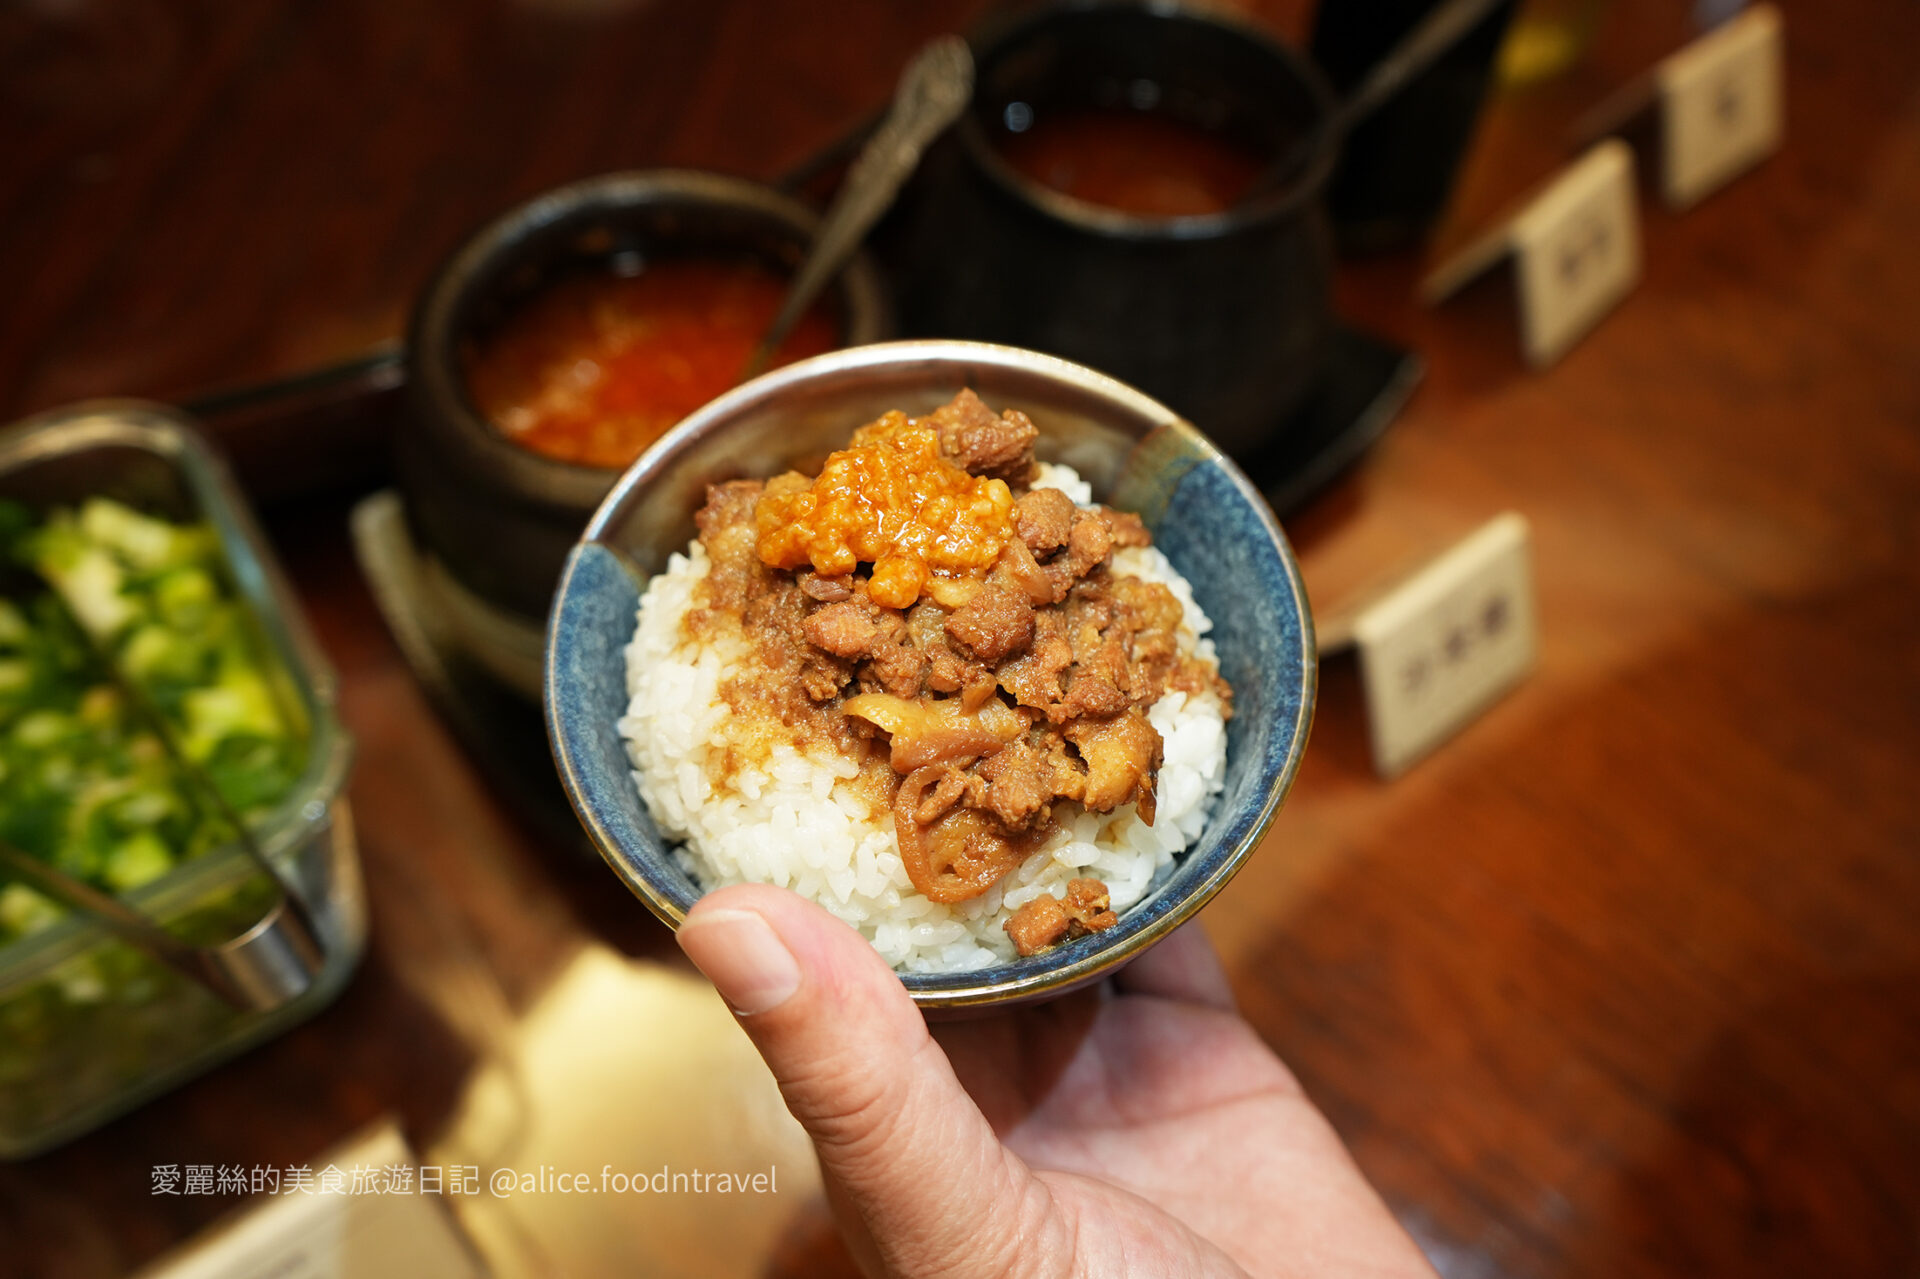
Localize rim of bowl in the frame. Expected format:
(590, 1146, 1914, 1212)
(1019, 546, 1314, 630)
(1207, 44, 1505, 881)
(555, 339, 1316, 1007)
(406, 168, 893, 514)
(958, 0, 1341, 243)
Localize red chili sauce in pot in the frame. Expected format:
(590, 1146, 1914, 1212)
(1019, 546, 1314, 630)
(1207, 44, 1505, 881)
(995, 105, 1270, 219)
(464, 257, 839, 470)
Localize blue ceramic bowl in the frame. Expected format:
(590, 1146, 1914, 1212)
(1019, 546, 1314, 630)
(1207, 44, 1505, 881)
(545, 340, 1314, 1010)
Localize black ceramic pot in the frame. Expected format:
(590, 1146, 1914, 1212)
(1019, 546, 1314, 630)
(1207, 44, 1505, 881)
(875, 2, 1339, 459)
(401, 170, 892, 623)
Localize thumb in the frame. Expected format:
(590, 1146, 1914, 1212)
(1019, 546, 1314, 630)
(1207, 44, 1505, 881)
(678, 883, 1056, 1277)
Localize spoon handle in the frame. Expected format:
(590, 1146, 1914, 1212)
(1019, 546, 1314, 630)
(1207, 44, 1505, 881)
(743, 35, 974, 379)
(0, 835, 323, 1012)
(5, 572, 329, 1012)
(1332, 0, 1511, 137)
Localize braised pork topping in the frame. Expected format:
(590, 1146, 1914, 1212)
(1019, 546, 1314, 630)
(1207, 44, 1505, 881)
(1005, 879, 1121, 957)
(688, 389, 1231, 924)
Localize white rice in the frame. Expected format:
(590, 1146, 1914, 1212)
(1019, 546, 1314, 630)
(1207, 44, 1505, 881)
(617, 463, 1228, 972)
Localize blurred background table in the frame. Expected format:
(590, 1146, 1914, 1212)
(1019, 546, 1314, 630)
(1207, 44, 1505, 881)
(3, 0, 1918, 1275)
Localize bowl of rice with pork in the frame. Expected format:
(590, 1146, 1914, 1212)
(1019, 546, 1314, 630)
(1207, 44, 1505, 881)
(547, 340, 1313, 1009)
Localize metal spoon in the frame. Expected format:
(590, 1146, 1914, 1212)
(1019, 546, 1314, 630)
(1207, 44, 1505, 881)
(1247, 0, 1512, 200)
(1329, 0, 1511, 140)
(0, 577, 326, 1013)
(741, 35, 974, 381)
(0, 837, 323, 1012)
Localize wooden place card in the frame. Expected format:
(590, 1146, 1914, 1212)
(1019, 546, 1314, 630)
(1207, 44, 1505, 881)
(1422, 140, 1641, 368)
(1319, 513, 1538, 779)
(1576, 4, 1784, 209)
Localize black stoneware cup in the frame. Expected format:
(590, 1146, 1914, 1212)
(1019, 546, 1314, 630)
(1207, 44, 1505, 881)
(401, 170, 892, 626)
(874, 1, 1340, 460)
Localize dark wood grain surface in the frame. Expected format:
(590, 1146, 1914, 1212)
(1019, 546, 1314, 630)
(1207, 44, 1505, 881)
(3, 1, 1918, 1276)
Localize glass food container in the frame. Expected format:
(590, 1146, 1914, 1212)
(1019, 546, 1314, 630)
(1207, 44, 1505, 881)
(0, 402, 364, 1160)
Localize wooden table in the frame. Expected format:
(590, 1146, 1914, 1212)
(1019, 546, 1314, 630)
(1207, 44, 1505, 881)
(4, 1, 1917, 1275)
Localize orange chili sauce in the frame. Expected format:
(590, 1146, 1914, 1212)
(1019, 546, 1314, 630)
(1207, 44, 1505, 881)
(464, 257, 839, 469)
(755, 410, 1015, 609)
(996, 107, 1269, 218)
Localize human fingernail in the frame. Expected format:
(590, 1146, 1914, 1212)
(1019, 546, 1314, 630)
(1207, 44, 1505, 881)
(677, 908, 802, 1015)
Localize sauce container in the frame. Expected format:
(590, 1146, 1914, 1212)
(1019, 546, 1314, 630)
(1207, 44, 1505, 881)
(400, 170, 893, 640)
(0, 403, 363, 1159)
(875, 2, 1339, 459)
